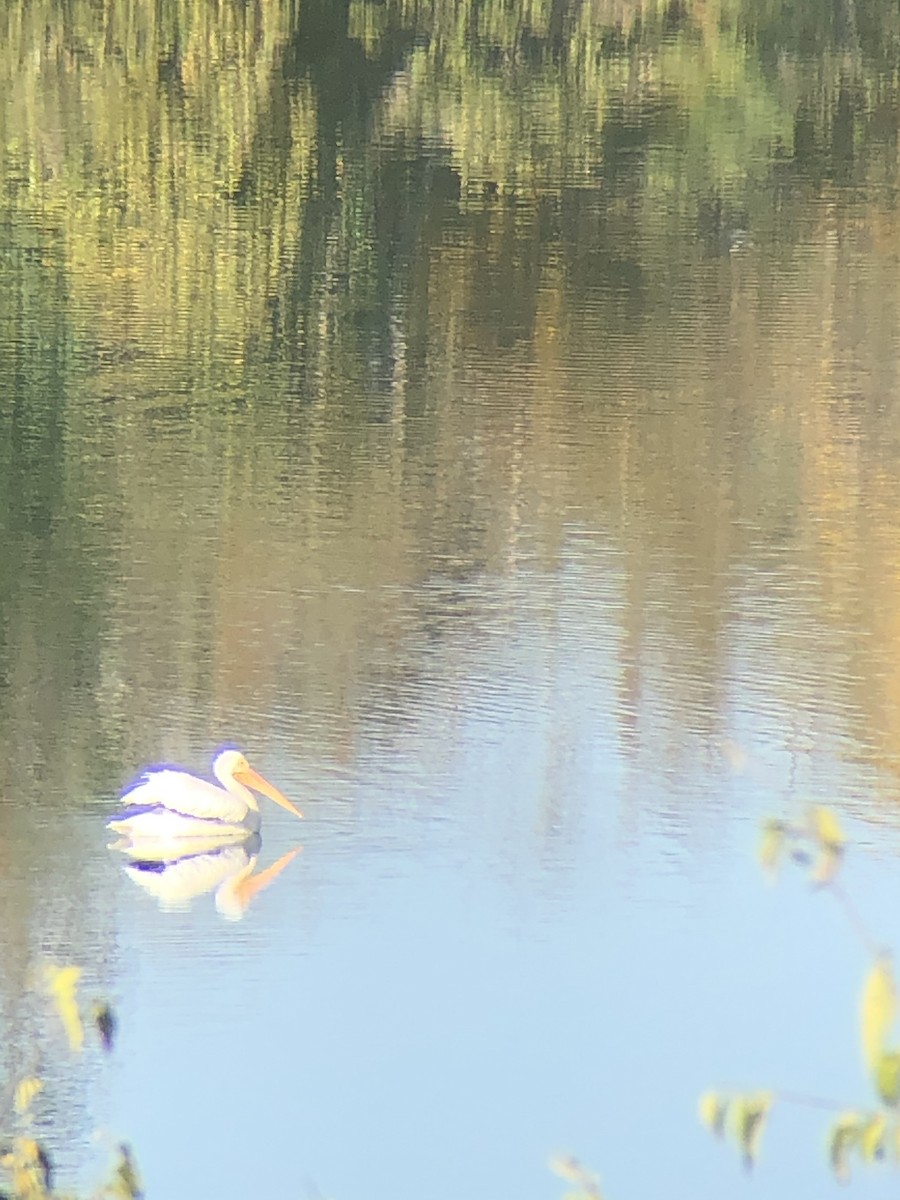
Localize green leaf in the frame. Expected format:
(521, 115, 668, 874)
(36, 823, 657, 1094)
(827, 1111, 863, 1181)
(731, 1092, 772, 1170)
(874, 1051, 900, 1107)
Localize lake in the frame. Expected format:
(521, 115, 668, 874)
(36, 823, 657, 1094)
(2, 2, 900, 1198)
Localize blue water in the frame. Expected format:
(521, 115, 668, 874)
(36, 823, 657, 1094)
(85, 564, 900, 1200)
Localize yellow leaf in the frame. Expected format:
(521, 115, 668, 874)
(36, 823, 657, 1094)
(547, 1154, 601, 1198)
(549, 1155, 585, 1183)
(14, 1077, 42, 1115)
(111, 1143, 143, 1200)
(15, 1138, 38, 1158)
(758, 821, 785, 878)
(43, 964, 84, 1053)
(9, 1136, 51, 1197)
(698, 1090, 728, 1138)
(827, 1112, 863, 1182)
(811, 846, 842, 886)
(861, 957, 896, 1072)
(874, 1051, 900, 1107)
(731, 1091, 772, 1170)
(860, 1113, 886, 1162)
(811, 806, 846, 852)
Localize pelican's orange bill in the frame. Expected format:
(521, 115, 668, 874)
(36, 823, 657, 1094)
(234, 766, 303, 818)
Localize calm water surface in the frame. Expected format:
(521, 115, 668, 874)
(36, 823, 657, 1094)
(3, 3, 900, 1198)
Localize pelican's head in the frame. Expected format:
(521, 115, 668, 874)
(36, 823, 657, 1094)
(213, 749, 303, 819)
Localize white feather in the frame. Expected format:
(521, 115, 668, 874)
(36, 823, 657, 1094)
(122, 769, 252, 824)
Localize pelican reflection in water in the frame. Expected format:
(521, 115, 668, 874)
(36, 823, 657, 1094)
(107, 748, 302, 841)
(113, 834, 300, 920)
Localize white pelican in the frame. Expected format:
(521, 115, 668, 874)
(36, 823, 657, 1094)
(106, 748, 302, 840)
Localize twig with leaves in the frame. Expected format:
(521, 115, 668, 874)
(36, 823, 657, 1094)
(701, 805, 900, 1181)
(0, 966, 140, 1200)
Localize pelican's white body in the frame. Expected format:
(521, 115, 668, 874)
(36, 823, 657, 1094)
(106, 749, 299, 842)
(108, 770, 260, 838)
